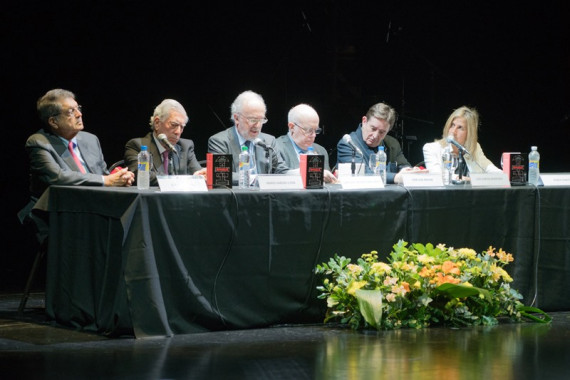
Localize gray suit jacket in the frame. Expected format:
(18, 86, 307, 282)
(275, 135, 331, 171)
(25, 128, 108, 198)
(208, 127, 289, 184)
(124, 132, 202, 186)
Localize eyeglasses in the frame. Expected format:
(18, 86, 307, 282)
(293, 122, 322, 136)
(58, 105, 82, 117)
(239, 113, 268, 125)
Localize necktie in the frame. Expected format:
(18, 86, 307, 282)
(162, 150, 169, 174)
(245, 141, 257, 174)
(68, 140, 86, 174)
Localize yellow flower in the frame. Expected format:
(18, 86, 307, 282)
(413, 280, 422, 289)
(370, 262, 391, 275)
(347, 264, 362, 276)
(417, 254, 435, 264)
(347, 280, 367, 295)
(457, 248, 477, 260)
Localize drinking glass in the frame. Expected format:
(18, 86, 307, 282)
(369, 154, 379, 175)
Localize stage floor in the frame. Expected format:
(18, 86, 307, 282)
(1, 292, 569, 379)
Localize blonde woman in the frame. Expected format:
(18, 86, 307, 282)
(423, 106, 501, 178)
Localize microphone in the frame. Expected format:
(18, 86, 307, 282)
(446, 135, 470, 155)
(158, 134, 177, 154)
(342, 134, 363, 156)
(253, 138, 271, 151)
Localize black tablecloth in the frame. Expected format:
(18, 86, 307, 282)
(42, 184, 570, 337)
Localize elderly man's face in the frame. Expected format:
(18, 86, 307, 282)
(154, 110, 186, 145)
(50, 97, 84, 140)
(289, 114, 320, 151)
(234, 99, 267, 141)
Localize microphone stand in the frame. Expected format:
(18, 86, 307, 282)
(265, 148, 272, 174)
(351, 149, 356, 175)
(168, 151, 174, 175)
(453, 150, 465, 185)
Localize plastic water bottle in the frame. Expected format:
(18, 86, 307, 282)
(528, 146, 540, 185)
(239, 145, 250, 189)
(307, 146, 316, 155)
(137, 145, 150, 190)
(377, 146, 387, 184)
(441, 143, 452, 185)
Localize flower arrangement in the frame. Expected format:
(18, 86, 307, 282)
(315, 240, 550, 330)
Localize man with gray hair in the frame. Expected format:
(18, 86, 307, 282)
(20, 88, 135, 241)
(275, 103, 337, 183)
(124, 99, 206, 186)
(208, 90, 289, 185)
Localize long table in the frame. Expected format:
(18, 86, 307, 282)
(41, 184, 570, 338)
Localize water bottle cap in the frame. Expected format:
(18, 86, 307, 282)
(531, 146, 537, 150)
(379, 146, 385, 151)
(241, 145, 248, 152)
(141, 145, 147, 151)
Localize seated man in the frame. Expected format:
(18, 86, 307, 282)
(21, 88, 135, 239)
(208, 90, 289, 185)
(337, 102, 419, 184)
(275, 103, 337, 183)
(124, 99, 206, 186)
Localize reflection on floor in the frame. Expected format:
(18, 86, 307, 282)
(1, 292, 569, 379)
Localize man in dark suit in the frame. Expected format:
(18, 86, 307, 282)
(337, 102, 422, 184)
(124, 99, 206, 186)
(21, 88, 135, 239)
(275, 103, 337, 183)
(207, 90, 289, 185)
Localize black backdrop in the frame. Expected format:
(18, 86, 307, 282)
(2, 1, 568, 292)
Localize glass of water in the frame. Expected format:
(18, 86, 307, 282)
(369, 154, 379, 175)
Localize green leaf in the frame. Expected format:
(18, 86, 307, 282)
(518, 305, 552, 323)
(436, 283, 492, 300)
(355, 289, 384, 329)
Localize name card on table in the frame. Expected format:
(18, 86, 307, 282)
(337, 162, 365, 178)
(402, 173, 443, 187)
(470, 172, 510, 188)
(340, 176, 384, 190)
(257, 174, 304, 190)
(540, 173, 570, 186)
(158, 175, 208, 192)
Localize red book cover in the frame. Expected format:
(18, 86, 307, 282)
(207, 153, 232, 189)
(501, 152, 526, 184)
(299, 154, 324, 189)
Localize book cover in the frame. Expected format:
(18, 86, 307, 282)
(299, 154, 324, 189)
(501, 152, 526, 184)
(207, 153, 232, 189)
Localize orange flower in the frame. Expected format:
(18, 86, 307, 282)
(432, 272, 461, 286)
(442, 260, 461, 275)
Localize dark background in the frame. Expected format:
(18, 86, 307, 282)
(2, 1, 568, 291)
